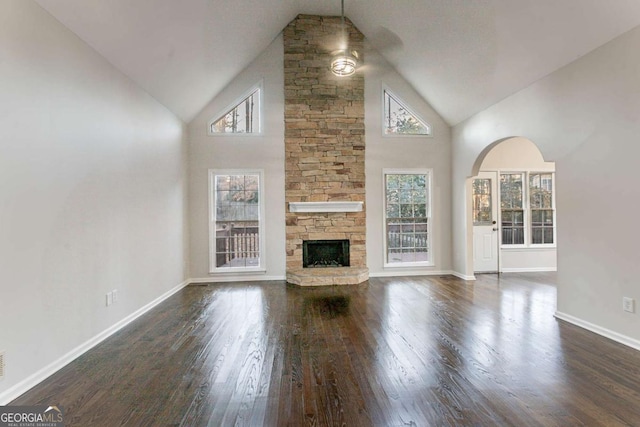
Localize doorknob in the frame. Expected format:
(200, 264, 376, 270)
(492, 220, 497, 224)
(492, 228, 498, 231)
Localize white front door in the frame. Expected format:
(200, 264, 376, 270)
(473, 172, 499, 273)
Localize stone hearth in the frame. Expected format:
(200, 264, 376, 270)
(286, 267, 369, 287)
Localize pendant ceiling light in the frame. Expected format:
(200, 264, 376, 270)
(330, 0, 358, 76)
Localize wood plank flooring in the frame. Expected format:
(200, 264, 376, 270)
(11, 273, 640, 426)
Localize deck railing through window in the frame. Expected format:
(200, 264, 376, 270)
(387, 231, 429, 248)
(215, 224, 259, 267)
(386, 219, 429, 263)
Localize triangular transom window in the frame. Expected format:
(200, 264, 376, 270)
(383, 89, 431, 136)
(209, 86, 261, 134)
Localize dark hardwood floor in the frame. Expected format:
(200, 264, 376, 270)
(12, 273, 640, 426)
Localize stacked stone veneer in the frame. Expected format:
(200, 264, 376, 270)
(284, 15, 366, 272)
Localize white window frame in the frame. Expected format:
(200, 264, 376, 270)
(382, 168, 434, 268)
(528, 172, 556, 247)
(499, 171, 527, 248)
(208, 169, 266, 274)
(207, 80, 263, 136)
(381, 84, 432, 137)
(498, 170, 556, 249)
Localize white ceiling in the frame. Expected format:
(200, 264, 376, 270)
(35, 0, 640, 125)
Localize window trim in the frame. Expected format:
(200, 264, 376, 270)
(208, 169, 266, 274)
(207, 80, 263, 137)
(529, 172, 556, 246)
(382, 168, 434, 268)
(381, 84, 433, 138)
(497, 169, 556, 249)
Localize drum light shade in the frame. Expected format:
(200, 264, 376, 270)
(330, 50, 358, 76)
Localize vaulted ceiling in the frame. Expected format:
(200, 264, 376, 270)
(35, 0, 640, 125)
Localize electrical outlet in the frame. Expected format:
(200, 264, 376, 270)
(623, 297, 635, 313)
(0, 350, 5, 379)
(112, 289, 118, 303)
(106, 292, 113, 307)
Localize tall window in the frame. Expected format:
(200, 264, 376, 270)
(500, 174, 525, 245)
(499, 172, 555, 246)
(530, 173, 554, 244)
(209, 86, 261, 134)
(384, 170, 432, 266)
(209, 170, 264, 272)
(383, 89, 431, 136)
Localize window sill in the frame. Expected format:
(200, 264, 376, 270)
(207, 132, 264, 137)
(209, 267, 267, 275)
(501, 245, 556, 251)
(383, 262, 435, 269)
(382, 133, 433, 139)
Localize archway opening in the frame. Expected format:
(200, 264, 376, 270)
(468, 137, 557, 274)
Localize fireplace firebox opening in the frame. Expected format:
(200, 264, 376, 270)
(303, 240, 350, 268)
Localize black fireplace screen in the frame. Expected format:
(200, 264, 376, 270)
(303, 240, 350, 268)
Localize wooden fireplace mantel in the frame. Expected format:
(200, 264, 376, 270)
(288, 201, 363, 213)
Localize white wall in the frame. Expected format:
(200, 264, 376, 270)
(188, 35, 286, 281)
(452, 26, 640, 346)
(364, 48, 452, 276)
(0, 0, 188, 402)
(479, 137, 556, 272)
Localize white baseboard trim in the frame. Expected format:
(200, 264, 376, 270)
(196, 272, 479, 282)
(500, 267, 557, 273)
(189, 275, 285, 284)
(555, 311, 640, 352)
(0, 280, 190, 406)
(451, 271, 476, 281)
(369, 270, 453, 278)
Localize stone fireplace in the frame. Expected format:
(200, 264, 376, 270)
(283, 15, 368, 286)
